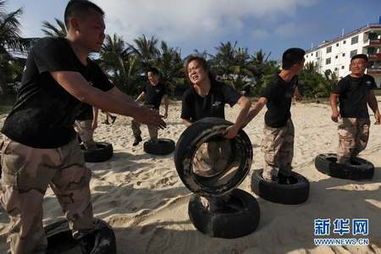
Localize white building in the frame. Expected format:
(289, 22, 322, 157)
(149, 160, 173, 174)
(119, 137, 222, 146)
(305, 20, 381, 87)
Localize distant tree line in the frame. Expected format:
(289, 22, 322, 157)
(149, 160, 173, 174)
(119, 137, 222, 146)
(0, 0, 337, 103)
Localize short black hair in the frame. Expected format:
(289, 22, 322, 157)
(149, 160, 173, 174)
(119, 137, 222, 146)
(147, 67, 160, 76)
(64, 0, 104, 29)
(282, 48, 305, 70)
(351, 54, 368, 63)
(183, 55, 216, 83)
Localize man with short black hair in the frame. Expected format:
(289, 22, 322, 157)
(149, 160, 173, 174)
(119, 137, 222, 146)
(132, 67, 169, 146)
(330, 54, 381, 164)
(245, 48, 305, 183)
(0, 1, 165, 253)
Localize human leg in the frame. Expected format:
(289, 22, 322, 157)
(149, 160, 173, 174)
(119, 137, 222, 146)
(0, 136, 59, 254)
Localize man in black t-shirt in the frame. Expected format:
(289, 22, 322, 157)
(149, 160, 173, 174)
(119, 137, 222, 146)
(245, 48, 305, 183)
(181, 55, 251, 211)
(330, 54, 381, 164)
(0, 1, 165, 253)
(131, 67, 169, 146)
(74, 104, 98, 150)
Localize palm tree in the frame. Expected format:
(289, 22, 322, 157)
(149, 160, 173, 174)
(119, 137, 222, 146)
(212, 41, 253, 91)
(127, 35, 159, 70)
(156, 41, 184, 95)
(0, 0, 25, 95)
(100, 33, 142, 94)
(41, 18, 67, 37)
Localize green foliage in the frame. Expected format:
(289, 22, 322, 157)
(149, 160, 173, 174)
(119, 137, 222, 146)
(1, 1, 341, 100)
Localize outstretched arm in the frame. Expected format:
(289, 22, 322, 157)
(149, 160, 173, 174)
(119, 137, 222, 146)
(243, 97, 268, 126)
(225, 96, 251, 139)
(51, 71, 166, 129)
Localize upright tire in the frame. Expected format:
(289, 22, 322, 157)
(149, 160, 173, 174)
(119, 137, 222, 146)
(251, 169, 309, 205)
(174, 117, 253, 196)
(81, 142, 113, 162)
(144, 138, 175, 155)
(45, 218, 116, 254)
(188, 189, 260, 239)
(315, 153, 374, 180)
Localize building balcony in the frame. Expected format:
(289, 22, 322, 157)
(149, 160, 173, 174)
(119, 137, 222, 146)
(364, 39, 381, 47)
(368, 67, 381, 75)
(369, 53, 381, 60)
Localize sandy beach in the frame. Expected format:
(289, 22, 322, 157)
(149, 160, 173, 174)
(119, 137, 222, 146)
(0, 99, 380, 254)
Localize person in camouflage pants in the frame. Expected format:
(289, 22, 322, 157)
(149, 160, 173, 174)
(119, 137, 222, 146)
(245, 48, 305, 182)
(330, 54, 381, 164)
(0, 136, 93, 253)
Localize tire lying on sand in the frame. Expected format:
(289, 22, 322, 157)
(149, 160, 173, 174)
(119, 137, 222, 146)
(80, 142, 113, 163)
(45, 218, 116, 254)
(315, 153, 374, 180)
(174, 117, 253, 196)
(188, 188, 260, 239)
(143, 138, 175, 155)
(251, 169, 309, 205)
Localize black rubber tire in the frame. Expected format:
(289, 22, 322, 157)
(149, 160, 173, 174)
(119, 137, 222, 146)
(174, 117, 253, 196)
(143, 138, 175, 155)
(45, 218, 116, 254)
(315, 153, 374, 180)
(251, 169, 309, 205)
(188, 188, 260, 239)
(81, 142, 113, 163)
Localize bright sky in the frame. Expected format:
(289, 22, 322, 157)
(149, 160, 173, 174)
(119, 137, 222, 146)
(5, 0, 381, 60)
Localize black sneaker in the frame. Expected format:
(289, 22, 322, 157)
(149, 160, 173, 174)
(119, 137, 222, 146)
(133, 136, 142, 146)
(111, 115, 117, 124)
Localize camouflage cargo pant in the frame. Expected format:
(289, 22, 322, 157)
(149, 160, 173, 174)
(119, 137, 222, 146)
(74, 119, 97, 150)
(337, 118, 370, 164)
(131, 106, 158, 140)
(0, 136, 95, 254)
(261, 119, 295, 181)
(192, 140, 232, 177)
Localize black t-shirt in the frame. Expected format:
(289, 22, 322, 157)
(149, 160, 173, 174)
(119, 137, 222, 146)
(261, 74, 297, 128)
(75, 104, 93, 121)
(333, 74, 376, 118)
(143, 82, 167, 109)
(181, 81, 241, 122)
(1, 37, 113, 148)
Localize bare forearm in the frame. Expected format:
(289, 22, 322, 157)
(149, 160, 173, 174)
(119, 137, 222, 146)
(234, 97, 251, 129)
(83, 88, 141, 117)
(329, 94, 339, 113)
(368, 94, 379, 114)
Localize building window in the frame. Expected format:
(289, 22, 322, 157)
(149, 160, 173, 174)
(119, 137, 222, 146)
(326, 46, 332, 53)
(350, 49, 357, 58)
(341, 66, 345, 69)
(351, 36, 358, 45)
(335, 68, 338, 71)
(342, 53, 345, 57)
(336, 43, 339, 47)
(368, 47, 376, 54)
(343, 40, 346, 44)
(326, 58, 331, 64)
(335, 55, 338, 59)
(311, 53, 313, 56)
(316, 52, 319, 57)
